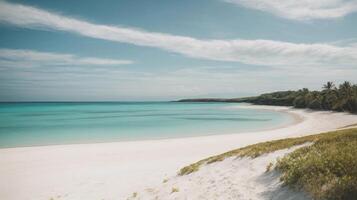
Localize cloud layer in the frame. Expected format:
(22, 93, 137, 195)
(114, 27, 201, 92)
(2, 63, 357, 101)
(0, 48, 133, 68)
(0, 1, 357, 68)
(224, 0, 357, 20)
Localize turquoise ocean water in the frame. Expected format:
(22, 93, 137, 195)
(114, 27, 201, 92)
(0, 102, 294, 148)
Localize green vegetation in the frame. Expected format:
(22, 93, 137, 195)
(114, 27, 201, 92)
(239, 81, 357, 113)
(179, 81, 357, 113)
(276, 129, 357, 200)
(179, 134, 320, 175)
(179, 128, 357, 200)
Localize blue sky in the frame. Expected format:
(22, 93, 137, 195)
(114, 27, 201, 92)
(0, 0, 357, 101)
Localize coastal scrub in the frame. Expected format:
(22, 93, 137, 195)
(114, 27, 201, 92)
(276, 128, 357, 200)
(179, 128, 357, 200)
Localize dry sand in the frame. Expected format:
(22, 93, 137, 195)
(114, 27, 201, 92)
(1, 105, 357, 200)
(130, 143, 313, 200)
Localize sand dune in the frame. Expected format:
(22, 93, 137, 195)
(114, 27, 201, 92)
(129, 144, 312, 200)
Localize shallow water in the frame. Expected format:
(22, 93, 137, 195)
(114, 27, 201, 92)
(0, 102, 294, 148)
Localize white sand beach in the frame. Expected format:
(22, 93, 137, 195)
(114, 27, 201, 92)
(1, 105, 357, 200)
(130, 143, 313, 200)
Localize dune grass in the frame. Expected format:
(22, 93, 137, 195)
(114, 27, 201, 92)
(178, 132, 321, 175)
(178, 128, 357, 200)
(276, 128, 357, 200)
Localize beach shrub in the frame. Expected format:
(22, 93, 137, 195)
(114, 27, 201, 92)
(293, 96, 306, 108)
(276, 129, 357, 200)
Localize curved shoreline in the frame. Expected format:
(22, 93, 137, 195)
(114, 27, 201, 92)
(229, 104, 305, 131)
(0, 104, 302, 150)
(1, 105, 357, 200)
(0, 103, 303, 149)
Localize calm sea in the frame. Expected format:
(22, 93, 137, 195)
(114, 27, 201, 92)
(0, 102, 294, 148)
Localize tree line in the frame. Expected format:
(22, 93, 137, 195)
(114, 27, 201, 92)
(241, 81, 357, 113)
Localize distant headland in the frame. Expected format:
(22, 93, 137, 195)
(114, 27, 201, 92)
(178, 81, 357, 114)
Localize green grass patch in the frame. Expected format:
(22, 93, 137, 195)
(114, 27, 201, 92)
(276, 128, 357, 200)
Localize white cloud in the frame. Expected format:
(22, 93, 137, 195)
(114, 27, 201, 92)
(0, 1, 357, 68)
(224, 0, 357, 20)
(0, 48, 133, 68)
(2, 64, 357, 101)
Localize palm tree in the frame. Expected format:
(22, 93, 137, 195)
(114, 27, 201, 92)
(321, 81, 336, 110)
(323, 81, 335, 90)
(336, 81, 353, 112)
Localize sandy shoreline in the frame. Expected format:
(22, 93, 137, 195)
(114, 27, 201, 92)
(1, 105, 357, 200)
(0, 103, 302, 150)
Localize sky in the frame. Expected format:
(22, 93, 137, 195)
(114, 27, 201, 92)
(0, 0, 357, 101)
